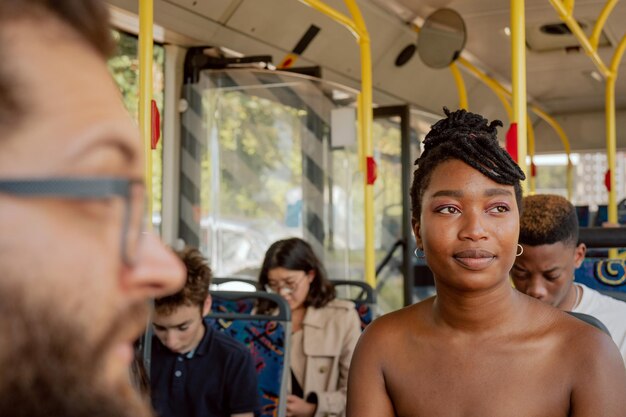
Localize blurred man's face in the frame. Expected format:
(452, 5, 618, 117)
(0, 18, 184, 416)
(511, 241, 586, 309)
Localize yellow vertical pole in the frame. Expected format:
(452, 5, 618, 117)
(139, 0, 154, 230)
(590, 0, 618, 51)
(606, 36, 626, 257)
(527, 115, 536, 194)
(344, 0, 375, 289)
(450, 63, 468, 110)
(511, 0, 528, 187)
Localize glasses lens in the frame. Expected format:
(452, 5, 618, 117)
(123, 183, 145, 265)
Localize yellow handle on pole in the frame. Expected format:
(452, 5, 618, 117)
(139, 0, 154, 230)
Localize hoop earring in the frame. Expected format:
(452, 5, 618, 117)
(414, 248, 425, 259)
(516, 244, 524, 257)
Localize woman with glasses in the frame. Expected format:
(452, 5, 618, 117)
(257, 237, 361, 417)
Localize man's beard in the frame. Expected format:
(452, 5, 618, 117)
(0, 288, 154, 417)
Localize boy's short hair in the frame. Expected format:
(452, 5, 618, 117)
(519, 194, 579, 247)
(155, 247, 211, 315)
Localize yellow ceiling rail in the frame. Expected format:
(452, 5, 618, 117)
(139, 0, 154, 230)
(511, 0, 528, 185)
(300, 0, 375, 288)
(548, 0, 611, 77)
(530, 105, 573, 199)
(590, 0, 618, 51)
(564, 0, 575, 13)
(450, 62, 468, 110)
(456, 57, 512, 119)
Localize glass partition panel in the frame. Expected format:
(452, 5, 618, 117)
(181, 69, 361, 279)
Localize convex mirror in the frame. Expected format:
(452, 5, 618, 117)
(417, 8, 466, 69)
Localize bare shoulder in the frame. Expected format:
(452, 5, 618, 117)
(527, 300, 626, 410)
(356, 297, 433, 351)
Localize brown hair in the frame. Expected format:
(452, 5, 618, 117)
(154, 247, 212, 316)
(257, 238, 335, 314)
(519, 194, 579, 247)
(0, 0, 114, 128)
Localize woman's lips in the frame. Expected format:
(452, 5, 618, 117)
(453, 249, 496, 270)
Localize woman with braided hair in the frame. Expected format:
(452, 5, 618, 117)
(347, 108, 626, 416)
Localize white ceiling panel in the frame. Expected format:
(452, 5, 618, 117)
(163, 0, 240, 23)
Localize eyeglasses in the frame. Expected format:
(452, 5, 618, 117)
(0, 177, 145, 266)
(265, 273, 307, 295)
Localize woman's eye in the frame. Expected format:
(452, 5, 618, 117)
(178, 326, 189, 331)
(437, 206, 460, 214)
(488, 205, 509, 213)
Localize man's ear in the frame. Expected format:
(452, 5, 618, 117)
(412, 219, 423, 249)
(573, 243, 586, 269)
(202, 294, 212, 317)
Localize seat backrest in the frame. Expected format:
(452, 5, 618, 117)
(331, 280, 377, 330)
(212, 277, 258, 292)
(574, 258, 626, 300)
(566, 311, 611, 336)
(207, 291, 291, 417)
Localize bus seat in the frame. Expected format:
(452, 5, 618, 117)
(574, 258, 626, 301)
(207, 291, 291, 417)
(566, 311, 611, 336)
(575, 205, 590, 227)
(212, 277, 258, 292)
(330, 280, 377, 330)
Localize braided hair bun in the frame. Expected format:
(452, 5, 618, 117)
(410, 107, 525, 220)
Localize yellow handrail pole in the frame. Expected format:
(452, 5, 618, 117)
(606, 35, 626, 257)
(511, 0, 528, 185)
(530, 106, 573, 199)
(590, 0, 618, 51)
(527, 115, 536, 194)
(548, 0, 611, 77)
(344, 0, 375, 289)
(139, 0, 154, 230)
(299, 1, 360, 36)
(564, 0, 575, 13)
(450, 62, 468, 110)
(457, 57, 512, 120)
(300, 0, 375, 288)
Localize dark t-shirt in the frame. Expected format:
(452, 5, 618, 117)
(151, 322, 258, 417)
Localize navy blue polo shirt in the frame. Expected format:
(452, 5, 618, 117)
(150, 321, 258, 417)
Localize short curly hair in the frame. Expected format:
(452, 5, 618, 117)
(519, 194, 579, 247)
(154, 246, 211, 316)
(410, 107, 526, 222)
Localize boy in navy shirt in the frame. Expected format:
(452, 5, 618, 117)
(151, 246, 258, 417)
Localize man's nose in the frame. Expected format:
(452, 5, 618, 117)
(122, 233, 186, 300)
(526, 276, 548, 300)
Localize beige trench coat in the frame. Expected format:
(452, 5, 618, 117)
(295, 299, 361, 417)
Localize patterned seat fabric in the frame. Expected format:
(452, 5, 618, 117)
(211, 297, 255, 314)
(574, 258, 626, 299)
(208, 317, 287, 417)
(355, 302, 373, 331)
